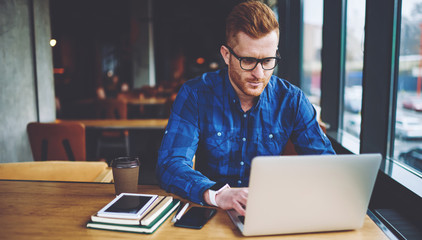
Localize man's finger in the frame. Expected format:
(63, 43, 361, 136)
(233, 201, 246, 216)
(235, 189, 248, 207)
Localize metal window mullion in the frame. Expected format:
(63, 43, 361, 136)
(360, 0, 401, 161)
(320, 0, 347, 132)
(277, 0, 303, 87)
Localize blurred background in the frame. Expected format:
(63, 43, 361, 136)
(0, 0, 421, 195)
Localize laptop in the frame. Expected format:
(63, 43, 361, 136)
(227, 153, 382, 236)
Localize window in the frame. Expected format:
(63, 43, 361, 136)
(302, 0, 323, 106)
(394, 0, 422, 176)
(341, 0, 366, 153)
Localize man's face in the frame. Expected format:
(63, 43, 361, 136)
(221, 31, 279, 101)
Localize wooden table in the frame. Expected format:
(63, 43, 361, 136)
(56, 119, 168, 130)
(0, 180, 389, 240)
(75, 97, 167, 106)
(126, 97, 167, 106)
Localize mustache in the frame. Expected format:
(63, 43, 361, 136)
(247, 78, 265, 83)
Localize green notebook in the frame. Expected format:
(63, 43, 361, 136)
(87, 199, 180, 234)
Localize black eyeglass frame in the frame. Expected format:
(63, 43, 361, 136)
(223, 44, 281, 71)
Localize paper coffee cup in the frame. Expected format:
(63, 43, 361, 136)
(111, 156, 140, 195)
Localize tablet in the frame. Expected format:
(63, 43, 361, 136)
(97, 193, 158, 219)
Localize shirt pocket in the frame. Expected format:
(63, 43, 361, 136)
(256, 129, 288, 155)
(201, 128, 234, 163)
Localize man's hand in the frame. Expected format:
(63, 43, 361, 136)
(203, 187, 248, 216)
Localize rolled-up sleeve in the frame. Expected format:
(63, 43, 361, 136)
(156, 83, 215, 204)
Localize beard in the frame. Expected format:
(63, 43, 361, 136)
(228, 66, 271, 98)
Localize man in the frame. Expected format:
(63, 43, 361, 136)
(156, 1, 335, 216)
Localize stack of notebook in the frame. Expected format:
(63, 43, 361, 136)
(87, 195, 180, 234)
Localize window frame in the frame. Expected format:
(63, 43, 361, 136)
(279, 0, 422, 196)
(362, 0, 422, 197)
(280, 0, 422, 237)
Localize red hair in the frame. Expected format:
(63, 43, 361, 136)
(225, 1, 279, 46)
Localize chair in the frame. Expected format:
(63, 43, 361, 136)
(94, 98, 128, 119)
(117, 91, 141, 102)
(93, 99, 130, 159)
(0, 161, 112, 182)
(27, 122, 86, 161)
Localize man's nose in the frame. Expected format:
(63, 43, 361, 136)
(251, 62, 265, 79)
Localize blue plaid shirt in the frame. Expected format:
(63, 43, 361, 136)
(157, 68, 335, 204)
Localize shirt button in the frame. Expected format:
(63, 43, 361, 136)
(238, 180, 242, 185)
(164, 130, 168, 134)
(217, 132, 222, 137)
(243, 114, 247, 118)
(269, 134, 273, 139)
(240, 161, 244, 166)
(233, 99, 236, 103)
(242, 137, 246, 142)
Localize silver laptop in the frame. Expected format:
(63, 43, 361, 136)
(227, 153, 382, 236)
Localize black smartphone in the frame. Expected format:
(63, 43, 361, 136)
(174, 207, 217, 229)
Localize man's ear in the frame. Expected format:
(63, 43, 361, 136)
(220, 45, 230, 66)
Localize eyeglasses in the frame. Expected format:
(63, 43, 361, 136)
(224, 44, 281, 71)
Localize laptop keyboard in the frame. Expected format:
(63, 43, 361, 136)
(238, 216, 245, 224)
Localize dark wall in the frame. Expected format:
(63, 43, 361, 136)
(50, 0, 243, 104)
(50, 0, 131, 103)
(153, 0, 243, 83)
